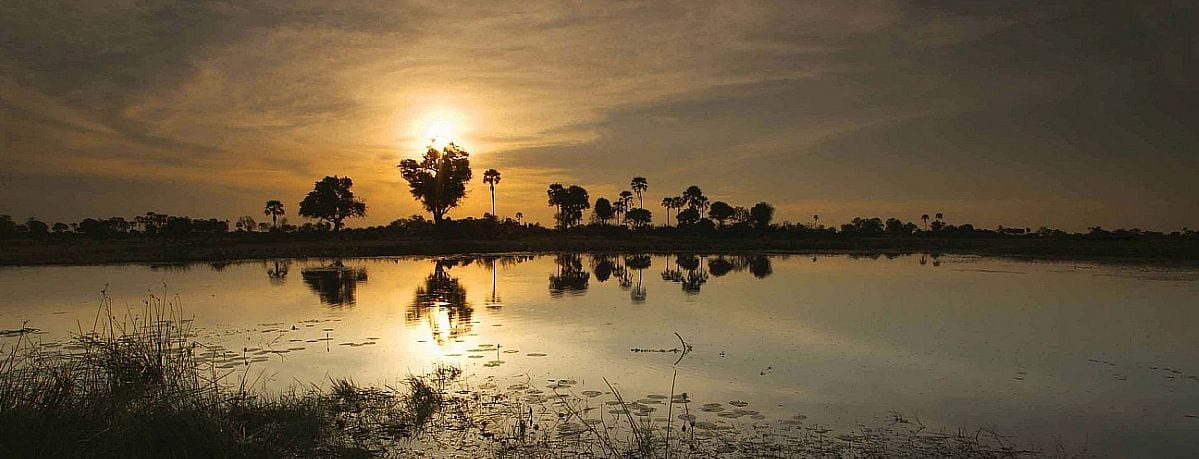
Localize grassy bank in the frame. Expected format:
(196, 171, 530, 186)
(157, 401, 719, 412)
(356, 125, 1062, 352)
(3, 233, 1199, 266)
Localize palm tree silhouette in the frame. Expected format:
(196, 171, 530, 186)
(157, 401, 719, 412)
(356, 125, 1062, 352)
(812, 214, 819, 229)
(618, 190, 633, 225)
(935, 212, 944, 223)
(483, 169, 501, 217)
(661, 197, 673, 226)
(921, 214, 930, 231)
(263, 200, 285, 229)
(631, 177, 648, 209)
(514, 212, 523, 224)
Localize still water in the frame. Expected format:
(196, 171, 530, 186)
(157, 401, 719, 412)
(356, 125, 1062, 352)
(1, 253, 1197, 455)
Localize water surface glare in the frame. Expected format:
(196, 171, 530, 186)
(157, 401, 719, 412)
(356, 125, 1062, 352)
(2, 253, 1197, 455)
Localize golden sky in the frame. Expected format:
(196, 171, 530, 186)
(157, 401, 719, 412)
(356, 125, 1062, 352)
(1, 1, 1196, 230)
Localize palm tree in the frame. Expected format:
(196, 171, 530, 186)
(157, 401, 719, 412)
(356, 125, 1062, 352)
(263, 200, 285, 229)
(618, 190, 633, 224)
(921, 214, 930, 231)
(935, 212, 944, 223)
(483, 169, 501, 217)
(671, 196, 686, 223)
(812, 214, 819, 229)
(631, 177, 648, 209)
(515, 212, 523, 224)
(661, 197, 673, 226)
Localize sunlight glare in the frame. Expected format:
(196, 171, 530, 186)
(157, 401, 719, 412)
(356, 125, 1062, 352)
(412, 106, 469, 150)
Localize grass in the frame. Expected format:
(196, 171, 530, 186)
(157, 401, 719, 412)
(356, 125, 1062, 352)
(0, 291, 456, 458)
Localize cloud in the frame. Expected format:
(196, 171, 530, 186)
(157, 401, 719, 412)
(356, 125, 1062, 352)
(0, 1, 1196, 230)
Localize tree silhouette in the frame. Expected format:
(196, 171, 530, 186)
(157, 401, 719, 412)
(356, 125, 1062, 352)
(660, 197, 674, 226)
(625, 208, 652, 229)
(748, 256, 773, 278)
(709, 201, 735, 227)
(547, 183, 590, 229)
(631, 177, 648, 209)
(921, 214, 930, 231)
(483, 168, 501, 217)
(682, 186, 709, 217)
(677, 208, 700, 226)
(813, 214, 819, 228)
(514, 212, 523, 223)
(593, 197, 615, 225)
(263, 200, 285, 229)
(236, 215, 257, 232)
(398, 143, 473, 224)
(750, 202, 774, 228)
(298, 176, 366, 231)
(617, 190, 633, 224)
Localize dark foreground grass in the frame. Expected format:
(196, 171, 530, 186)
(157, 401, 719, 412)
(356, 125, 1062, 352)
(0, 292, 456, 458)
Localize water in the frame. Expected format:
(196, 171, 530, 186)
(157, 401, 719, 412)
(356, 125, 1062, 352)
(1, 253, 1197, 455)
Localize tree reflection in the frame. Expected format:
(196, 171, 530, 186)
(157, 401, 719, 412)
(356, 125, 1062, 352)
(748, 255, 772, 279)
(409, 259, 472, 345)
(265, 259, 290, 285)
(662, 254, 708, 294)
(625, 254, 651, 303)
(301, 261, 368, 306)
(550, 254, 590, 296)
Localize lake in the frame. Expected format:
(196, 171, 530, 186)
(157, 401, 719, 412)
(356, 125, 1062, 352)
(1, 253, 1197, 456)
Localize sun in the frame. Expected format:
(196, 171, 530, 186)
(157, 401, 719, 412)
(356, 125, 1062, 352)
(412, 106, 468, 149)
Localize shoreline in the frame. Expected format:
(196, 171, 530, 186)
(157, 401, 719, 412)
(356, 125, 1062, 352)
(3, 235, 1198, 267)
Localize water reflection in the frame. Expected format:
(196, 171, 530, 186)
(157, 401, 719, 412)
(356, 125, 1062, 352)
(549, 254, 589, 296)
(409, 259, 471, 344)
(265, 259, 290, 285)
(300, 261, 368, 306)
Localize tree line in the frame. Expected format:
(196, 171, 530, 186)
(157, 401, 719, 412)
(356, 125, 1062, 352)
(2, 142, 1196, 240)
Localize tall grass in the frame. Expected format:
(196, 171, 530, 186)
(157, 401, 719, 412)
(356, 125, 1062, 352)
(0, 290, 454, 458)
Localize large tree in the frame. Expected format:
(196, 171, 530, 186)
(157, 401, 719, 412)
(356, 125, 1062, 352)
(547, 183, 590, 229)
(483, 168, 501, 217)
(298, 176, 367, 231)
(750, 202, 774, 229)
(398, 143, 473, 224)
(708, 201, 735, 227)
(263, 200, 285, 229)
(593, 197, 615, 225)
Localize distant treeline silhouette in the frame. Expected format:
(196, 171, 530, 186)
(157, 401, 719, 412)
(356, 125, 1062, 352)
(2, 142, 1195, 241)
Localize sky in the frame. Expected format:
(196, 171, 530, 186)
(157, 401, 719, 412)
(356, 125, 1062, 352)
(1, 1, 1197, 231)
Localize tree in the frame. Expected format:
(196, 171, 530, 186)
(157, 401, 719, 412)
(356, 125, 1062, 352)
(25, 218, 49, 236)
(626, 208, 652, 229)
(593, 197, 615, 225)
(298, 176, 367, 231)
(236, 216, 257, 232)
(921, 214, 930, 230)
(398, 143, 473, 224)
(749, 202, 774, 228)
(483, 168, 501, 217)
(617, 190, 633, 223)
(682, 186, 709, 217)
(547, 184, 590, 229)
(813, 214, 819, 228)
(263, 200, 285, 229)
(708, 201, 735, 227)
(52, 222, 70, 234)
(660, 197, 674, 226)
(631, 177, 648, 209)
(677, 208, 700, 226)
(514, 212, 523, 224)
